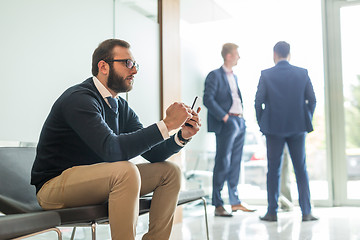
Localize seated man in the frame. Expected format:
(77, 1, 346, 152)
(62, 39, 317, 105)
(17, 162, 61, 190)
(31, 39, 201, 240)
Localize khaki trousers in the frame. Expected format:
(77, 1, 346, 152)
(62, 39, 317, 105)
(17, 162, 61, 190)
(37, 161, 181, 240)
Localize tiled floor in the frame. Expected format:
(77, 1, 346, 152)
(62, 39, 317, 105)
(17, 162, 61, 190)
(167, 205, 360, 240)
(21, 205, 360, 239)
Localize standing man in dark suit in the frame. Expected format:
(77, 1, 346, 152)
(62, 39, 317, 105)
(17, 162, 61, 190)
(204, 43, 255, 217)
(255, 41, 318, 222)
(31, 39, 201, 240)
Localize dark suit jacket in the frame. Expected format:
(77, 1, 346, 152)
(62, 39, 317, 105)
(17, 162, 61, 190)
(203, 67, 243, 134)
(255, 61, 316, 136)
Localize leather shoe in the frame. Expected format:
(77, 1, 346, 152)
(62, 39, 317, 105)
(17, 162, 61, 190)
(231, 203, 256, 212)
(259, 212, 277, 222)
(214, 206, 233, 217)
(302, 214, 319, 222)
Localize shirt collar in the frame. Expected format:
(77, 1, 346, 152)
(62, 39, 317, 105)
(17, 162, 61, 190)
(222, 65, 233, 74)
(92, 76, 118, 99)
(276, 59, 289, 65)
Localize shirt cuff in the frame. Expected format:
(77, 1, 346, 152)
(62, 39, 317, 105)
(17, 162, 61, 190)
(156, 120, 170, 140)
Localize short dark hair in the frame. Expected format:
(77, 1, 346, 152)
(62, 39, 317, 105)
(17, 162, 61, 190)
(92, 39, 130, 76)
(273, 41, 290, 58)
(221, 43, 238, 60)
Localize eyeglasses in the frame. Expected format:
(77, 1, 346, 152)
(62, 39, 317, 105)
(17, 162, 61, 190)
(106, 59, 139, 71)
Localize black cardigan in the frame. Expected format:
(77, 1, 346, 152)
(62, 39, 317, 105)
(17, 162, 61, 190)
(31, 77, 182, 192)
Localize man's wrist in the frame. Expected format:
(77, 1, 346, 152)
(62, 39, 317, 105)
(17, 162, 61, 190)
(177, 129, 191, 145)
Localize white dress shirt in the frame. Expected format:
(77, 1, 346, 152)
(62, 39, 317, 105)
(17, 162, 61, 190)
(222, 66, 243, 114)
(92, 76, 185, 146)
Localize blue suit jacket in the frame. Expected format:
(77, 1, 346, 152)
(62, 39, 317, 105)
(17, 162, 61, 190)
(254, 61, 316, 136)
(203, 67, 243, 133)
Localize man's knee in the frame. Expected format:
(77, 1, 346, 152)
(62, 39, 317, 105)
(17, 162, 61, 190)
(109, 161, 141, 192)
(162, 161, 182, 189)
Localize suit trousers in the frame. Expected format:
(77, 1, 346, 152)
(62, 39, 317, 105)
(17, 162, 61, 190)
(212, 116, 246, 207)
(265, 133, 312, 215)
(36, 161, 181, 240)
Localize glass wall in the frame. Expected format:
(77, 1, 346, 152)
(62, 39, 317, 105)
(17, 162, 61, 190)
(340, 4, 360, 200)
(115, 0, 160, 126)
(0, 0, 159, 142)
(181, 0, 328, 203)
(0, 0, 112, 142)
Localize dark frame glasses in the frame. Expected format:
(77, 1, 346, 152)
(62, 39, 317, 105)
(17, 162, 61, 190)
(106, 59, 139, 71)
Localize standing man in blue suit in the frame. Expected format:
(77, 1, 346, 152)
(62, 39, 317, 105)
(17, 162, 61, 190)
(255, 41, 318, 222)
(204, 43, 256, 217)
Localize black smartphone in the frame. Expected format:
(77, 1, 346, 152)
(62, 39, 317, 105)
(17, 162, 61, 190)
(190, 96, 200, 110)
(185, 96, 200, 127)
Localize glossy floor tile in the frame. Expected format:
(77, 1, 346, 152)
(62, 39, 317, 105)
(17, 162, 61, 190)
(14, 205, 360, 239)
(166, 205, 360, 240)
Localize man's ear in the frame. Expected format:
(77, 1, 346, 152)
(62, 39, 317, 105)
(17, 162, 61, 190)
(226, 53, 231, 61)
(273, 52, 278, 64)
(223, 53, 231, 63)
(98, 60, 109, 75)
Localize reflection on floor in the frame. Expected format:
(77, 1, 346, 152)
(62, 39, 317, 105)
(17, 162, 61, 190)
(21, 205, 360, 239)
(166, 205, 360, 240)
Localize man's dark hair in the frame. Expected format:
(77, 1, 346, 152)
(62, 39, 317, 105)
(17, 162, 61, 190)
(92, 39, 130, 76)
(273, 41, 290, 58)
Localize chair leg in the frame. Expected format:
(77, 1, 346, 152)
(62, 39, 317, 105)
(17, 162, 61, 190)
(91, 222, 96, 240)
(14, 227, 62, 240)
(201, 197, 209, 240)
(54, 227, 62, 240)
(70, 227, 76, 240)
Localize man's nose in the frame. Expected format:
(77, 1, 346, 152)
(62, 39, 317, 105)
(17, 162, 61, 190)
(131, 67, 137, 74)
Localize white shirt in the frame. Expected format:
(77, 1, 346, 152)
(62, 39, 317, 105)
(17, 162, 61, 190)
(222, 66, 243, 114)
(92, 77, 185, 146)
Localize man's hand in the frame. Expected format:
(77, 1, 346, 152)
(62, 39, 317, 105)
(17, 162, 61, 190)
(163, 102, 193, 132)
(181, 107, 201, 139)
(222, 114, 229, 123)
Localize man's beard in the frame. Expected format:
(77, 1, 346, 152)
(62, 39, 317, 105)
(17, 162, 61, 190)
(107, 66, 133, 93)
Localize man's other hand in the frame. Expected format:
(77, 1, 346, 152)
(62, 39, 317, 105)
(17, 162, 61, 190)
(181, 107, 201, 139)
(163, 102, 193, 132)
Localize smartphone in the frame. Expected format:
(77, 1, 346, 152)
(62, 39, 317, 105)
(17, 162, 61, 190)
(185, 96, 200, 127)
(191, 96, 200, 112)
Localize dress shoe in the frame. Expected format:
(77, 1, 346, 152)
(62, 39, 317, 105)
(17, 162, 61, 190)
(259, 212, 277, 222)
(302, 214, 319, 222)
(231, 203, 256, 212)
(214, 206, 233, 217)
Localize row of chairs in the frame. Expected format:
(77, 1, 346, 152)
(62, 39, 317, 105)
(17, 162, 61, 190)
(0, 146, 209, 240)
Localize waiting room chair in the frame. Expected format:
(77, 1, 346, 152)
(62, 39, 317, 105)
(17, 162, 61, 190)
(0, 146, 209, 240)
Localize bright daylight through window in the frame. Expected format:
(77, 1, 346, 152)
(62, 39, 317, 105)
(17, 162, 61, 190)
(181, 0, 328, 203)
(341, 5, 360, 199)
